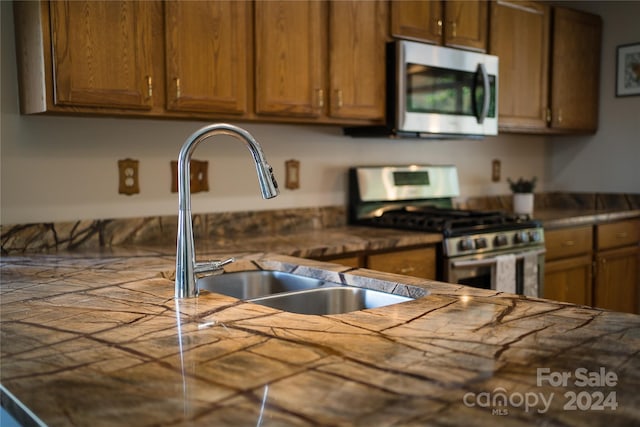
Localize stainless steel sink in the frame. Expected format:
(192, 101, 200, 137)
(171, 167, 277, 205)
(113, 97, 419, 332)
(198, 270, 416, 315)
(197, 270, 327, 299)
(248, 286, 414, 315)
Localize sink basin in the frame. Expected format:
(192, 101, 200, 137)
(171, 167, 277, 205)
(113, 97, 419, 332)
(197, 270, 327, 299)
(198, 270, 416, 315)
(248, 286, 414, 315)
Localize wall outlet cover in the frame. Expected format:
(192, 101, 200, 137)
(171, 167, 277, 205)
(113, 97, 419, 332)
(118, 159, 140, 195)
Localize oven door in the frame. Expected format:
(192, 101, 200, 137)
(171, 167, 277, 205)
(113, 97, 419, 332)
(444, 248, 545, 296)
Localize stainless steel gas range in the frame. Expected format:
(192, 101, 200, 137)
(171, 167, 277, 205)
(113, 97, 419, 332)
(349, 165, 545, 296)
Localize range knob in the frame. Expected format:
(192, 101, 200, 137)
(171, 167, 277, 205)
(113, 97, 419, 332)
(475, 237, 488, 249)
(458, 238, 475, 251)
(494, 234, 508, 247)
(514, 231, 530, 244)
(529, 230, 541, 242)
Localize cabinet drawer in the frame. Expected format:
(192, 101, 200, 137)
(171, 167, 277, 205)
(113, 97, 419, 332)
(597, 219, 640, 250)
(545, 226, 593, 260)
(366, 247, 436, 280)
(324, 255, 362, 268)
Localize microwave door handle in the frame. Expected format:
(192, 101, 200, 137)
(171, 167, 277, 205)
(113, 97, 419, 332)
(475, 63, 490, 124)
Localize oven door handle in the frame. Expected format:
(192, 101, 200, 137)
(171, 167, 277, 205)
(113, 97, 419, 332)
(451, 249, 546, 268)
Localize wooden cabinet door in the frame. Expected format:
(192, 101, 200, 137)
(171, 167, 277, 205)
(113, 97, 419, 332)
(544, 255, 592, 306)
(367, 247, 436, 280)
(594, 246, 639, 314)
(49, 1, 154, 110)
(329, 0, 387, 120)
(489, 0, 550, 131)
(550, 7, 602, 132)
(390, 0, 443, 44)
(255, 0, 326, 118)
(164, 1, 250, 115)
(443, 0, 488, 52)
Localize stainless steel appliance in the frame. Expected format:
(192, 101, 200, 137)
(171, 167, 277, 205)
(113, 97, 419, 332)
(349, 165, 545, 296)
(345, 40, 499, 139)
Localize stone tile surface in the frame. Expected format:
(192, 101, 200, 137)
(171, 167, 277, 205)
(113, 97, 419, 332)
(1, 253, 639, 426)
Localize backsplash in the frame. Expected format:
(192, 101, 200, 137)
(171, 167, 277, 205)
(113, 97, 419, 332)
(1, 206, 346, 255)
(2, 193, 638, 255)
(462, 192, 640, 212)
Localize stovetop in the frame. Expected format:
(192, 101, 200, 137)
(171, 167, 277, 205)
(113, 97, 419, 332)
(348, 165, 544, 257)
(359, 206, 540, 237)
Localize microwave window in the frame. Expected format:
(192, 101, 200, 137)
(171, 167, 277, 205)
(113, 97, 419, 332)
(406, 64, 496, 118)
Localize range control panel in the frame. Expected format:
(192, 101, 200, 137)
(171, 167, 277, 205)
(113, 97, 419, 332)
(444, 227, 545, 257)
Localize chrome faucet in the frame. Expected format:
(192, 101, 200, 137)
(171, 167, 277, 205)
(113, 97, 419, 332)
(175, 124, 279, 299)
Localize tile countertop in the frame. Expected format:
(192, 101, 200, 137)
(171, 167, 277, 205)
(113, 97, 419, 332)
(1, 251, 639, 426)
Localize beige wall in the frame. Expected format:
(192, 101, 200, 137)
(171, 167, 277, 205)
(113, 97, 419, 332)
(547, 1, 640, 193)
(1, 1, 549, 225)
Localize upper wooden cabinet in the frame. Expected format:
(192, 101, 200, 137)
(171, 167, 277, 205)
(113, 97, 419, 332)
(490, 2, 601, 134)
(390, 0, 488, 52)
(15, 0, 156, 113)
(550, 6, 602, 133)
(254, 0, 326, 118)
(328, 0, 387, 120)
(50, 1, 154, 110)
(164, 1, 251, 115)
(255, 0, 387, 122)
(489, 0, 550, 131)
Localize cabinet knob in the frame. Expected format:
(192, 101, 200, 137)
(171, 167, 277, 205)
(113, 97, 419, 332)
(399, 266, 415, 274)
(436, 19, 443, 36)
(336, 89, 343, 109)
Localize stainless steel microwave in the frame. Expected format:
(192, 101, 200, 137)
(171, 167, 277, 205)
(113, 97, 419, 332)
(345, 40, 499, 139)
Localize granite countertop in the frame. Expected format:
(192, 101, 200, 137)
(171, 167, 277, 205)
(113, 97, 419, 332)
(533, 208, 640, 230)
(2, 250, 639, 426)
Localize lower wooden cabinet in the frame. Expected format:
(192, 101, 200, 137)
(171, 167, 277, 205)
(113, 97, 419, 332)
(324, 255, 362, 268)
(544, 219, 639, 314)
(366, 247, 436, 280)
(319, 245, 437, 280)
(544, 254, 592, 306)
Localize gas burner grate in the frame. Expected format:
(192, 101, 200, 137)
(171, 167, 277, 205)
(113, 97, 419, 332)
(365, 207, 536, 235)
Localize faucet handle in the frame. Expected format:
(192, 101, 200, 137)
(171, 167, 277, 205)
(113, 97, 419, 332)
(194, 257, 235, 275)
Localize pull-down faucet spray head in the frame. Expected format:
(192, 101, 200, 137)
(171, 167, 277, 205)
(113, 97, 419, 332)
(175, 124, 279, 299)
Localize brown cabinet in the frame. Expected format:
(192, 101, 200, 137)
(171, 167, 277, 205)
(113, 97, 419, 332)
(593, 220, 640, 314)
(255, 0, 387, 122)
(544, 220, 640, 314)
(367, 246, 436, 280)
(319, 245, 437, 280)
(545, 255, 593, 307)
(328, 0, 387, 120)
(15, 0, 156, 113)
(550, 7, 602, 133)
(254, 0, 326, 118)
(15, 0, 385, 124)
(164, 1, 251, 115)
(490, 2, 601, 134)
(543, 226, 593, 306)
(391, 0, 488, 52)
(489, 0, 550, 131)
